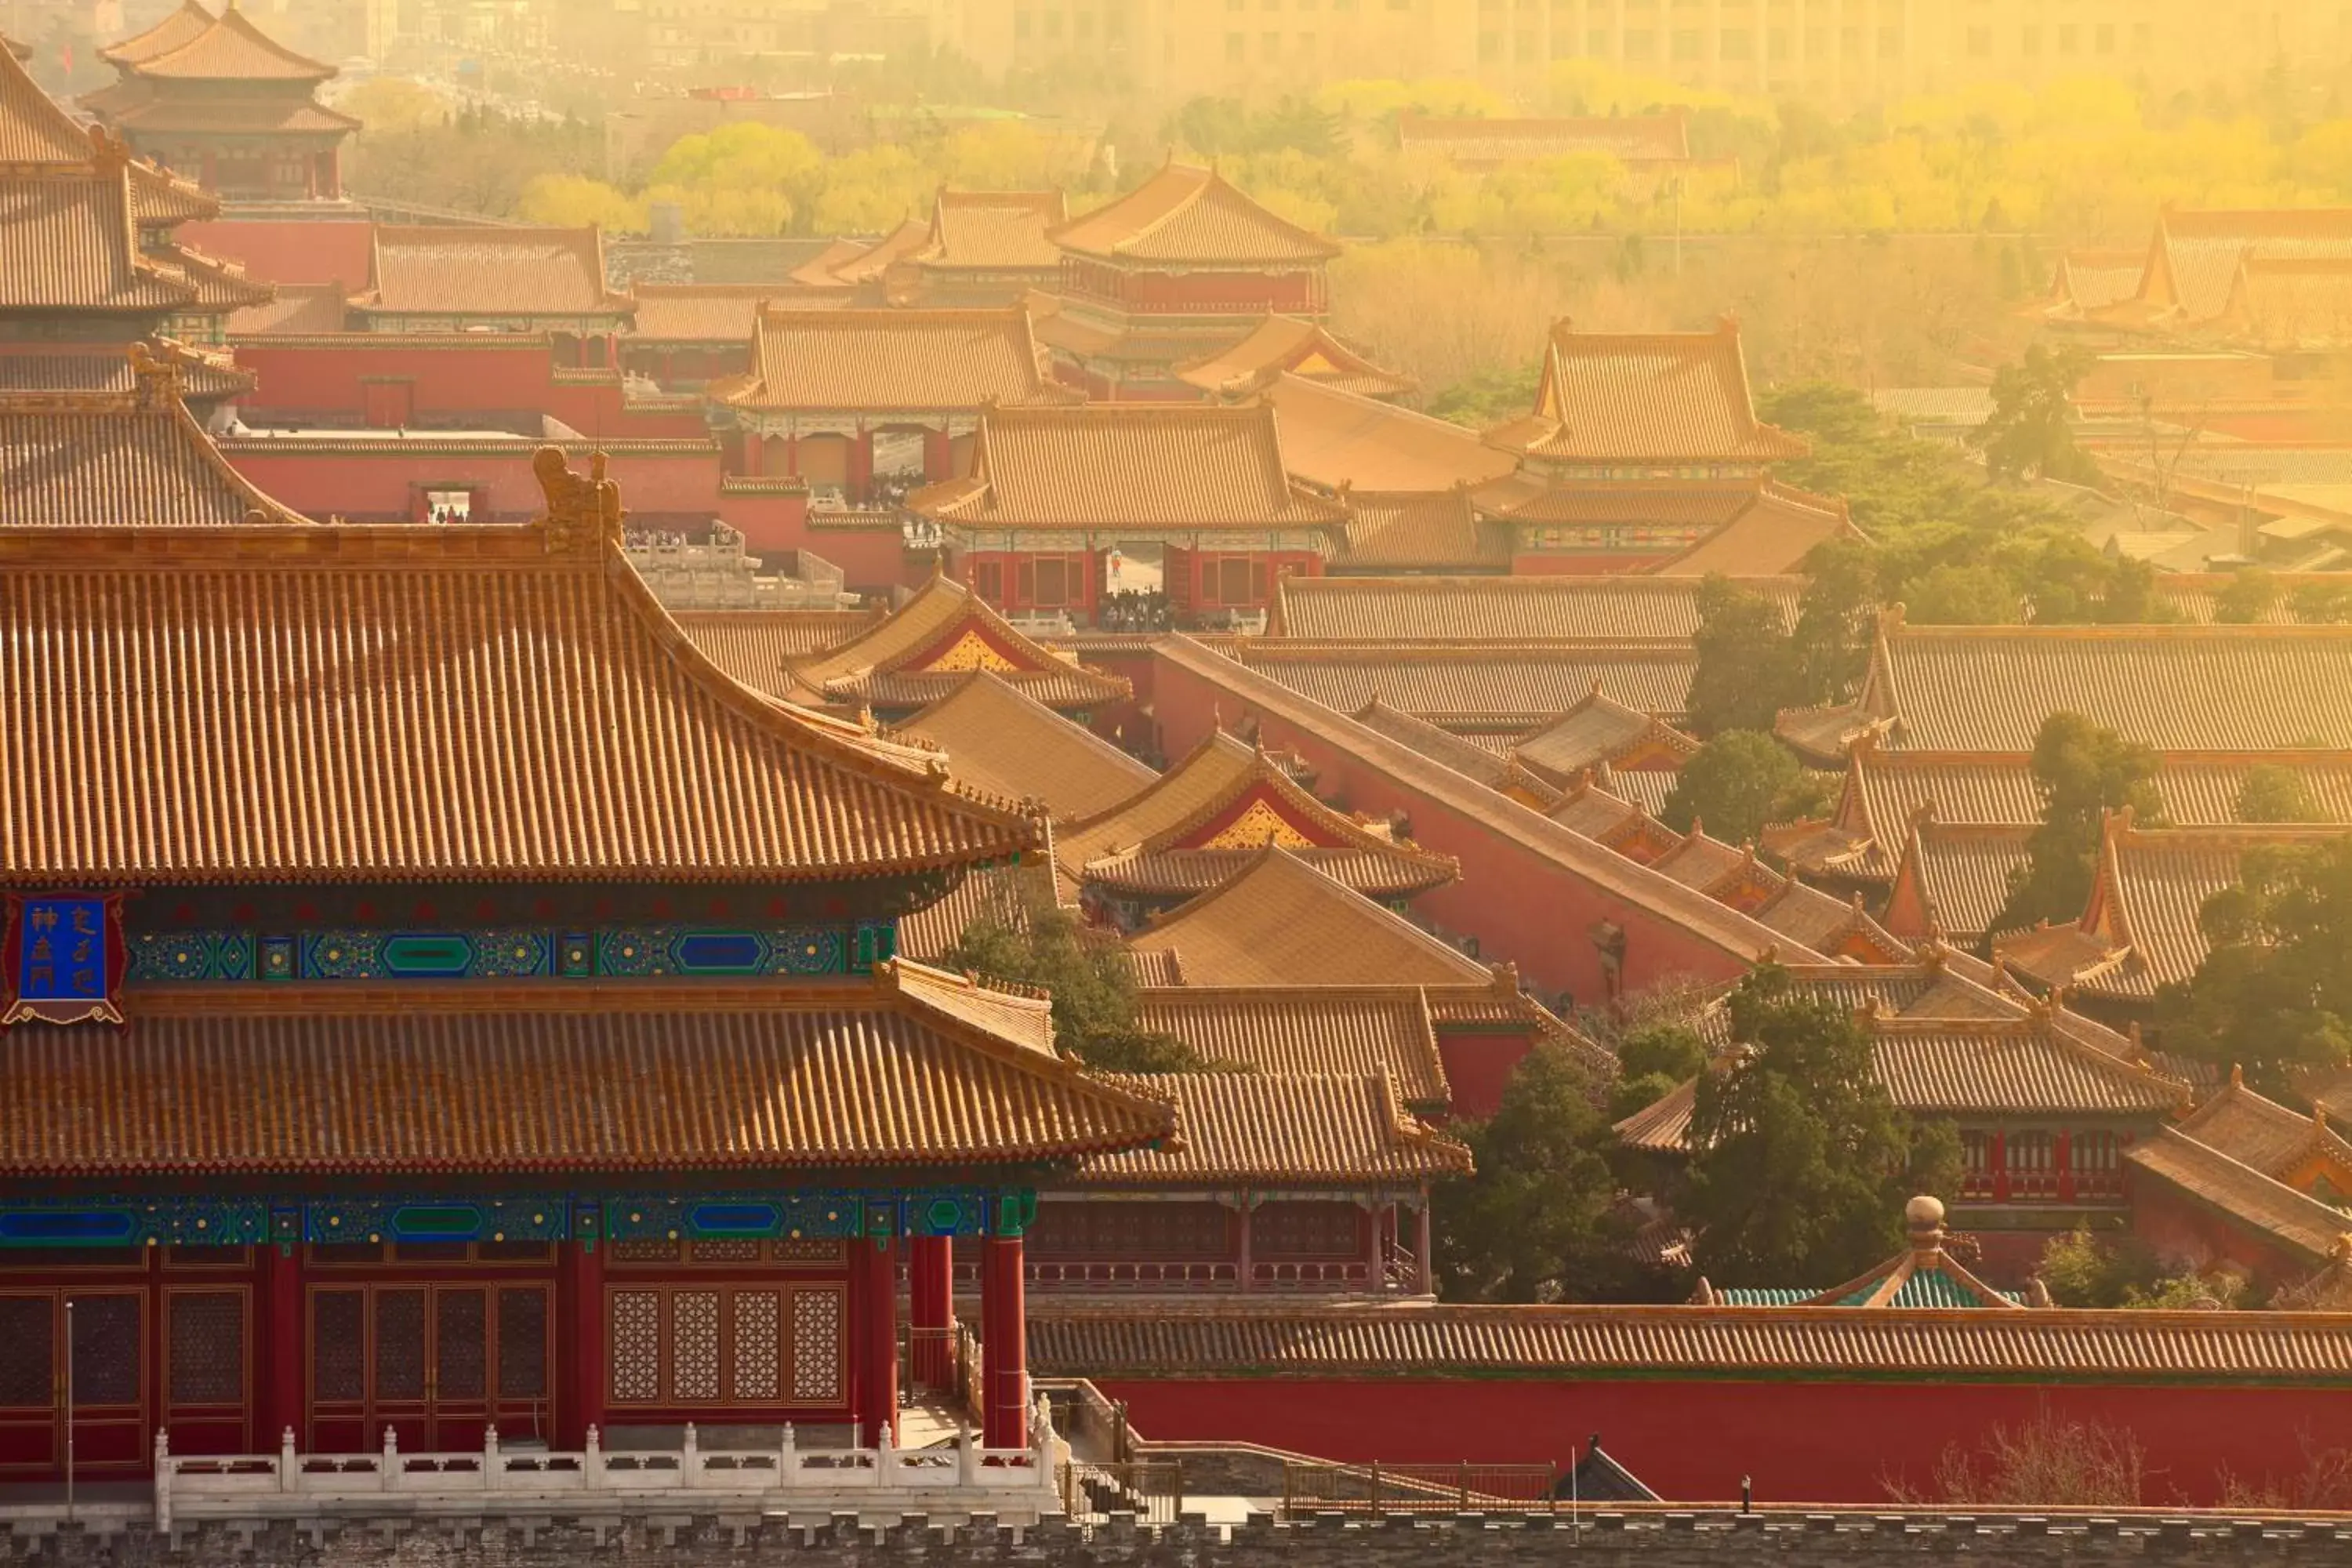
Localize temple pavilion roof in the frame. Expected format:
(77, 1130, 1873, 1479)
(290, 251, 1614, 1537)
(1261, 372, 1519, 493)
(97, 1, 332, 82)
(0, 347, 303, 524)
(1177, 315, 1414, 400)
(891, 670, 1156, 822)
(907, 188, 1067, 274)
(1700, 1197, 2032, 1309)
(2135, 206, 2352, 325)
(1483, 318, 1806, 466)
(713, 305, 1073, 414)
(627, 282, 846, 343)
(1230, 638, 1697, 731)
(907, 404, 1351, 537)
(785, 573, 1131, 713)
(1125, 846, 1492, 989)
(1993, 812, 2350, 1000)
(1077, 1071, 1469, 1187)
(0, 454, 1037, 887)
(1345, 696, 1566, 811)
(1334, 489, 1513, 572)
(0, 962, 1178, 1179)
(354, 225, 634, 318)
(0, 336, 252, 400)
(1133, 985, 1455, 1108)
(1058, 729, 1459, 902)
(2, 35, 101, 161)
(1511, 686, 1700, 789)
(1777, 609, 2352, 761)
(1273, 573, 1806, 642)
(2175, 1067, 2352, 1190)
(2125, 1127, 2352, 1269)
(1047, 160, 1340, 268)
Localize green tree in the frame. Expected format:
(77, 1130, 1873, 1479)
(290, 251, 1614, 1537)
(2159, 836, 2352, 1090)
(1904, 561, 2024, 623)
(2292, 581, 2352, 623)
(1433, 1043, 1639, 1302)
(1682, 967, 1960, 1287)
(2212, 567, 2279, 625)
(942, 888, 1206, 1072)
(1659, 731, 1828, 845)
(2237, 765, 2326, 824)
(1971, 344, 2100, 485)
(1609, 1020, 1711, 1121)
(1686, 577, 1804, 736)
(1991, 713, 2165, 936)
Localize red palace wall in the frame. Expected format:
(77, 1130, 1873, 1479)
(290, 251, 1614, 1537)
(225, 444, 730, 523)
(2128, 1178, 2314, 1289)
(1435, 1031, 1535, 1122)
(1091, 1375, 2352, 1507)
(1149, 646, 1756, 1007)
(233, 341, 705, 441)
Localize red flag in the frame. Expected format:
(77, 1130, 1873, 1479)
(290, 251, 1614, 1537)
(60, 43, 74, 72)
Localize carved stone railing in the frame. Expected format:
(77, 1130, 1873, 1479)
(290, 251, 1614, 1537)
(154, 1410, 1064, 1528)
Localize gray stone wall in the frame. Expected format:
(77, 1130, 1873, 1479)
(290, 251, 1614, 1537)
(6, 1510, 2350, 1568)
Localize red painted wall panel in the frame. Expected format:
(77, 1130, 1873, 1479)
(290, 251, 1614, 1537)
(1149, 648, 1751, 1007)
(1092, 1375, 2352, 1508)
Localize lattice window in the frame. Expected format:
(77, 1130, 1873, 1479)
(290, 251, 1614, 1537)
(688, 1240, 761, 1265)
(771, 1239, 846, 1265)
(1029, 1200, 1228, 1260)
(313, 1291, 365, 1403)
(608, 1292, 662, 1403)
(373, 1290, 426, 1402)
(731, 1292, 779, 1401)
(790, 1289, 843, 1405)
(497, 1290, 548, 1399)
(0, 1298, 53, 1408)
(671, 1292, 720, 1401)
(610, 1240, 681, 1266)
(71, 1294, 141, 1407)
(169, 1293, 244, 1406)
(1254, 1201, 1363, 1259)
(436, 1291, 487, 1401)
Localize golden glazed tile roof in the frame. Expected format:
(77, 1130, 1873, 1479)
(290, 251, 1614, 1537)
(0, 967, 1174, 1178)
(2125, 1127, 2352, 1267)
(0, 481, 1037, 885)
(1511, 686, 1699, 786)
(913, 189, 1068, 272)
(909, 404, 1351, 534)
(1127, 846, 1494, 989)
(0, 337, 250, 399)
(819, 217, 929, 286)
(1048, 162, 1340, 267)
(110, 2, 332, 81)
(2147, 207, 2352, 324)
(1275, 573, 1804, 641)
(95, 95, 358, 135)
(1346, 697, 1565, 808)
(786, 573, 1130, 712)
(358, 225, 630, 317)
(225, 281, 349, 336)
(1993, 816, 2351, 999)
(1077, 1072, 1469, 1186)
(2175, 1070, 2352, 1184)
(1177, 316, 1414, 400)
(1882, 820, 2034, 946)
(1133, 985, 1451, 1105)
(0, 34, 100, 161)
(0, 372, 307, 525)
(891, 670, 1157, 821)
(1485, 318, 1807, 465)
(1026, 1296, 2352, 1381)
(1829, 612, 2352, 753)
(0, 165, 210, 314)
(1334, 489, 1512, 571)
(717, 305, 1069, 412)
(1233, 640, 1698, 729)
(2048, 248, 2147, 317)
(893, 858, 1064, 964)
(1398, 111, 1691, 165)
(671, 607, 883, 698)
(786, 235, 870, 289)
(1064, 731, 1457, 900)
(1261, 373, 1519, 493)
(100, 0, 216, 66)
(627, 283, 845, 343)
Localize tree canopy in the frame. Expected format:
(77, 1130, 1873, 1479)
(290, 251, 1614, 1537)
(1681, 966, 1959, 1287)
(942, 887, 1207, 1072)
(2158, 835, 2352, 1091)
(1658, 731, 1829, 847)
(2237, 765, 2327, 825)
(1683, 567, 1869, 739)
(1972, 345, 2100, 485)
(1991, 713, 2165, 938)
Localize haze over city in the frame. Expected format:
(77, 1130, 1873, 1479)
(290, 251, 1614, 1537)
(2, 0, 2352, 1555)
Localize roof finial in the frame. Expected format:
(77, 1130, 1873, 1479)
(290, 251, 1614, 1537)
(2230, 1062, 2245, 1087)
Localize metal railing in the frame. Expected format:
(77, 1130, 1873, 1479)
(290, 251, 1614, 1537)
(1061, 1460, 1185, 1525)
(1281, 1461, 1563, 1519)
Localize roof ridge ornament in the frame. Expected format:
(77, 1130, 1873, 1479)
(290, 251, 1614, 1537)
(534, 446, 624, 552)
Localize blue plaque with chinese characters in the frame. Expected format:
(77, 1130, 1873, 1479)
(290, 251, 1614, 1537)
(3, 894, 125, 1027)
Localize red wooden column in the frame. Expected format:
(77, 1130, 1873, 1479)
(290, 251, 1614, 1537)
(855, 1236, 898, 1446)
(254, 1243, 304, 1448)
(556, 1238, 605, 1450)
(906, 1236, 953, 1391)
(979, 1235, 1026, 1451)
(850, 426, 875, 504)
(922, 427, 953, 481)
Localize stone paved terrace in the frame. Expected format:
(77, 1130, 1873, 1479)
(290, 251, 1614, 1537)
(7, 1508, 2352, 1566)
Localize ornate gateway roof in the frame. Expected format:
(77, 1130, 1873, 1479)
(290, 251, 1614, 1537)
(786, 573, 1131, 713)
(1047, 162, 1340, 267)
(715, 305, 1071, 414)
(0, 453, 1036, 886)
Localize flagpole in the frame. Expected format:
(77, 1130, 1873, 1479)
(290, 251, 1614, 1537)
(64, 1298, 74, 1526)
